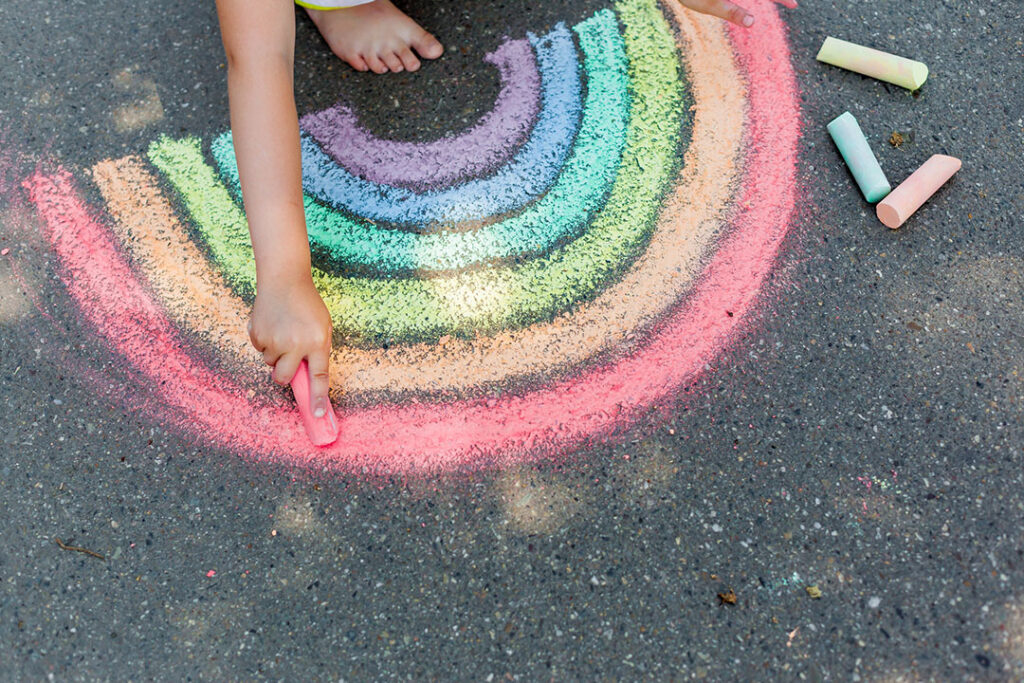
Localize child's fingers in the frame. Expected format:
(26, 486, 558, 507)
(681, 0, 795, 26)
(688, 0, 754, 27)
(272, 352, 302, 387)
(262, 348, 282, 367)
(247, 320, 264, 351)
(306, 350, 331, 418)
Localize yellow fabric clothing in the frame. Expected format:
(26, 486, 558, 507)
(295, 0, 375, 9)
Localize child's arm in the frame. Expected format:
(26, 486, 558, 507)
(216, 0, 333, 418)
(676, 0, 797, 27)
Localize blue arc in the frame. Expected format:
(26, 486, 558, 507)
(292, 23, 581, 227)
(209, 11, 628, 276)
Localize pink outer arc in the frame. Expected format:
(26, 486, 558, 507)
(26, 1, 798, 475)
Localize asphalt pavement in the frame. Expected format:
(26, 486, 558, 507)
(1, 0, 1022, 679)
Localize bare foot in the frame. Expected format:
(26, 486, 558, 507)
(306, 0, 444, 74)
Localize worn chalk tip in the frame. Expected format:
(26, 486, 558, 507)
(876, 201, 903, 229)
(864, 182, 892, 205)
(288, 360, 341, 447)
(909, 63, 929, 90)
(825, 110, 854, 133)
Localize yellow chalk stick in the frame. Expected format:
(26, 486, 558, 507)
(817, 37, 928, 91)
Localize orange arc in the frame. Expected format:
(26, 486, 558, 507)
(91, 159, 270, 388)
(92, 8, 743, 400)
(332, 8, 745, 394)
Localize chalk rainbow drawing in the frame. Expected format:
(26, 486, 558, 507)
(22, 0, 800, 474)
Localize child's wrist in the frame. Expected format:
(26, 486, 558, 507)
(256, 260, 315, 295)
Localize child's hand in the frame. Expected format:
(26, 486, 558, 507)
(675, 0, 796, 27)
(248, 276, 333, 418)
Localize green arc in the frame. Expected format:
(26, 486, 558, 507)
(211, 9, 631, 277)
(147, 0, 686, 347)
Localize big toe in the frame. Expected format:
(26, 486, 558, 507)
(412, 30, 443, 60)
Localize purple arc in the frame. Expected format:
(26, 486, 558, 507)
(301, 38, 540, 192)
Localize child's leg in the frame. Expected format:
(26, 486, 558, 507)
(301, 0, 443, 74)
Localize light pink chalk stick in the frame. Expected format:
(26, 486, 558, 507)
(288, 360, 339, 447)
(877, 154, 961, 229)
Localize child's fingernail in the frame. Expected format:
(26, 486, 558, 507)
(742, 14, 754, 27)
(314, 398, 326, 418)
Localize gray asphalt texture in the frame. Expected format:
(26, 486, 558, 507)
(1, 0, 1023, 679)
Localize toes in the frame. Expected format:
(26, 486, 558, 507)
(412, 30, 444, 60)
(345, 53, 370, 72)
(364, 53, 389, 74)
(397, 47, 420, 72)
(383, 52, 405, 73)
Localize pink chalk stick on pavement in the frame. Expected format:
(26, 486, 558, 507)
(876, 154, 961, 229)
(288, 360, 340, 446)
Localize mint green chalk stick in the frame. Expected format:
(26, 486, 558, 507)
(827, 112, 891, 204)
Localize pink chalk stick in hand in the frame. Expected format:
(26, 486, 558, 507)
(288, 360, 339, 446)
